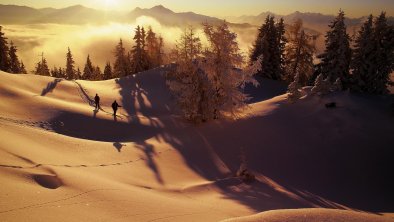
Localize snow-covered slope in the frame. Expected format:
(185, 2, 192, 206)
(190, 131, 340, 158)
(0, 69, 393, 222)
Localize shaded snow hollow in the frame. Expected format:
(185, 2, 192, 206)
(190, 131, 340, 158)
(0, 69, 393, 222)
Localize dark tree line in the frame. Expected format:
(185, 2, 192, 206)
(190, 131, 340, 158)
(0, 26, 27, 74)
(251, 10, 394, 94)
(114, 26, 164, 78)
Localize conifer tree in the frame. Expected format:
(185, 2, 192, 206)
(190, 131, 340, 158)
(113, 39, 129, 77)
(0, 26, 10, 72)
(93, 66, 102, 81)
(332, 77, 342, 92)
(157, 36, 164, 66)
(130, 26, 149, 73)
(103, 62, 113, 80)
(168, 23, 261, 122)
(284, 19, 316, 85)
(66, 47, 76, 80)
(20, 60, 27, 74)
(369, 12, 394, 94)
(202, 22, 260, 119)
(83, 54, 94, 80)
(50, 67, 58, 77)
(76, 67, 82, 79)
(146, 27, 165, 68)
(250, 16, 285, 80)
(351, 15, 374, 92)
(311, 74, 331, 95)
(167, 26, 207, 122)
(8, 41, 21, 73)
(287, 72, 302, 101)
(316, 10, 352, 87)
(276, 18, 287, 78)
(35, 56, 50, 76)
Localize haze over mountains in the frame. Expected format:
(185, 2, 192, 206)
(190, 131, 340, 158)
(1, 3, 393, 71)
(1, 4, 392, 28)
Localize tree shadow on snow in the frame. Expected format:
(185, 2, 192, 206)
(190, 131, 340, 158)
(41, 78, 62, 96)
(46, 67, 393, 213)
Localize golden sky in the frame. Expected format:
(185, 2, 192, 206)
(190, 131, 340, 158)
(0, 0, 393, 17)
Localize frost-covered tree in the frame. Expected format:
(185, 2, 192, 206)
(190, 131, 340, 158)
(168, 23, 261, 122)
(168, 22, 263, 122)
(250, 16, 286, 80)
(65, 47, 76, 80)
(351, 15, 374, 92)
(203, 22, 260, 119)
(287, 72, 302, 101)
(316, 10, 352, 88)
(83, 54, 94, 80)
(113, 39, 130, 78)
(331, 77, 342, 92)
(8, 41, 21, 73)
(166, 26, 208, 122)
(284, 19, 317, 86)
(103, 62, 113, 80)
(0, 26, 10, 72)
(311, 74, 331, 95)
(276, 18, 287, 78)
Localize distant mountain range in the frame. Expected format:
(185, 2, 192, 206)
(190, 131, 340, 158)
(0, 4, 392, 31)
(0, 4, 251, 28)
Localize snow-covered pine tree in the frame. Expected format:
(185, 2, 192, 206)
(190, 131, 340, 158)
(317, 10, 352, 88)
(351, 15, 374, 92)
(113, 39, 129, 78)
(103, 62, 113, 80)
(284, 19, 317, 86)
(168, 23, 261, 122)
(166, 26, 209, 122)
(8, 41, 21, 74)
(287, 72, 302, 101)
(65, 47, 76, 80)
(0, 26, 10, 72)
(311, 73, 331, 95)
(331, 77, 342, 92)
(83, 55, 94, 80)
(369, 12, 394, 94)
(250, 16, 285, 80)
(276, 18, 287, 79)
(202, 22, 260, 119)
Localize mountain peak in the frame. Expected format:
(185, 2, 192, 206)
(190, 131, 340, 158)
(150, 5, 173, 13)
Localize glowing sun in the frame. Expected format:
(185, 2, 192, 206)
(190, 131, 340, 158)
(102, 0, 118, 8)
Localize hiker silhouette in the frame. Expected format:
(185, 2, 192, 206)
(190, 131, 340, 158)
(112, 100, 122, 116)
(94, 93, 100, 110)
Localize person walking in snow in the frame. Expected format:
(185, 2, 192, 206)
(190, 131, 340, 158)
(112, 100, 121, 116)
(94, 93, 100, 110)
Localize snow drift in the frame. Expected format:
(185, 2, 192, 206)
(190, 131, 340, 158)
(0, 68, 393, 222)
